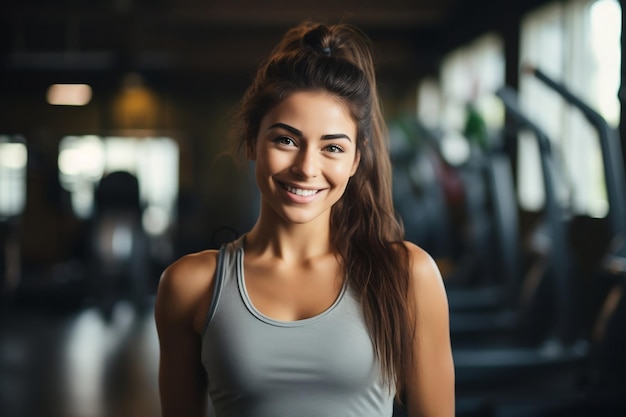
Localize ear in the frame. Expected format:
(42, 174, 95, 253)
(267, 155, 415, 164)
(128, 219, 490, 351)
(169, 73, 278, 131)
(350, 149, 361, 177)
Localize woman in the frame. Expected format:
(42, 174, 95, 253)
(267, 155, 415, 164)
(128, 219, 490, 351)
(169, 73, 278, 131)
(155, 21, 454, 417)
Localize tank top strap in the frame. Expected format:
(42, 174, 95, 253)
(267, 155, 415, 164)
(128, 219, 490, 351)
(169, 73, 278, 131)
(202, 235, 245, 333)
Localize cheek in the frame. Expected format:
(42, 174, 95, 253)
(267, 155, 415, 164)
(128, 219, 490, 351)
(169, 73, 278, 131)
(255, 149, 291, 179)
(328, 160, 358, 185)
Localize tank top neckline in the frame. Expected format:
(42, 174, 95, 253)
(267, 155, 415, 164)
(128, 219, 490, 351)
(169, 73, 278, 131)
(233, 236, 348, 328)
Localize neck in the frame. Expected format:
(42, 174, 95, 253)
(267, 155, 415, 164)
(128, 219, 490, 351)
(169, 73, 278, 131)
(245, 214, 332, 263)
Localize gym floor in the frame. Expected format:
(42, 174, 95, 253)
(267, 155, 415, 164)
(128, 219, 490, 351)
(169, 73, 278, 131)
(1, 298, 160, 417)
(1, 293, 625, 417)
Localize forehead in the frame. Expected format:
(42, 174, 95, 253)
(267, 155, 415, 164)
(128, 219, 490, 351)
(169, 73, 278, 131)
(260, 91, 357, 135)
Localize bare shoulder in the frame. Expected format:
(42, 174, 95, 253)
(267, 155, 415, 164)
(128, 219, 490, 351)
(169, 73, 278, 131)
(400, 243, 455, 416)
(401, 241, 449, 306)
(402, 241, 443, 282)
(155, 249, 220, 333)
(159, 249, 220, 292)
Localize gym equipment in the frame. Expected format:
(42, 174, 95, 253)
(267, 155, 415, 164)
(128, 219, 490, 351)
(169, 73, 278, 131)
(390, 119, 456, 261)
(391, 117, 514, 295)
(446, 131, 524, 339)
(88, 171, 151, 315)
(390, 115, 525, 338)
(452, 86, 589, 393)
(523, 65, 626, 285)
(524, 65, 626, 407)
(523, 65, 626, 238)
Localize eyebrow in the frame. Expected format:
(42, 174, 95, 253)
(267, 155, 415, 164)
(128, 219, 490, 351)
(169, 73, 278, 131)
(268, 123, 352, 142)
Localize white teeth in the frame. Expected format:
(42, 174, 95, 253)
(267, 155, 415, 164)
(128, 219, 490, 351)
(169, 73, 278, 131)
(285, 184, 317, 196)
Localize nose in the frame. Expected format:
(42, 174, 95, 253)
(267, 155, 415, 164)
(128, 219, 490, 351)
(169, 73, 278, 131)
(291, 147, 320, 178)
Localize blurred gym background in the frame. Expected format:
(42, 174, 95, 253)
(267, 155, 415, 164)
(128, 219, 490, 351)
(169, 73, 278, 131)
(1, 0, 625, 416)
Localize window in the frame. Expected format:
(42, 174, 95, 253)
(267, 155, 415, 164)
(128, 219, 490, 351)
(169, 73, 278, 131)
(58, 135, 179, 236)
(0, 136, 28, 219)
(426, 33, 506, 165)
(518, 0, 621, 216)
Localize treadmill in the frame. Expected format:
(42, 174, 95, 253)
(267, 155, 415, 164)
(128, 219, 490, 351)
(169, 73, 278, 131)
(524, 65, 626, 412)
(452, 86, 589, 398)
(523, 65, 626, 284)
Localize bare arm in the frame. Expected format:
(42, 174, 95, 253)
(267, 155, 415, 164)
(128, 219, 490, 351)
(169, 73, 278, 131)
(154, 251, 217, 417)
(404, 242, 455, 417)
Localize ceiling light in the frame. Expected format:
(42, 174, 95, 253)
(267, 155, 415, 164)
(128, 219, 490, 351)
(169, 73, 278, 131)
(47, 84, 92, 106)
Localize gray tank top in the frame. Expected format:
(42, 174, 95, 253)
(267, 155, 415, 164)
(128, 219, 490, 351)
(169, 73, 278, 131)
(201, 236, 395, 417)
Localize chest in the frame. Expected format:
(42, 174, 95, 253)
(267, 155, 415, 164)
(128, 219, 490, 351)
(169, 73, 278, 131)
(202, 282, 380, 401)
(242, 258, 344, 321)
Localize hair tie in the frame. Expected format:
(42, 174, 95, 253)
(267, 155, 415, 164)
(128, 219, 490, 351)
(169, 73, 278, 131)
(322, 47, 332, 56)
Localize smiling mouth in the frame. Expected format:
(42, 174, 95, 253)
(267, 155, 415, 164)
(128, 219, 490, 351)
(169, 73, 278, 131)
(279, 181, 321, 197)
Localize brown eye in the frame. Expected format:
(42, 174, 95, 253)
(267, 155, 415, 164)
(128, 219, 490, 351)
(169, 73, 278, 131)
(274, 136, 296, 146)
(325, 144, 345, 153)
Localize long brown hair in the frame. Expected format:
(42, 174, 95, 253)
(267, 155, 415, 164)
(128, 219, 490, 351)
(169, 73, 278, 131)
(235, 21, 413, 398)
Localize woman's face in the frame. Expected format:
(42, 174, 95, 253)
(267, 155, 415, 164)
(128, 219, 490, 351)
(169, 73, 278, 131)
(251, 90, 360, 226)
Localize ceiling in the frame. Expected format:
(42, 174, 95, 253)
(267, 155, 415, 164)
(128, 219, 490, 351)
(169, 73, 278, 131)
(0, 0, 549, 93)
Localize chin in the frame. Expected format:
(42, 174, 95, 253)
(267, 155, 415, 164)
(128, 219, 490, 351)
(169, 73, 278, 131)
(279, 208, 330, 226)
